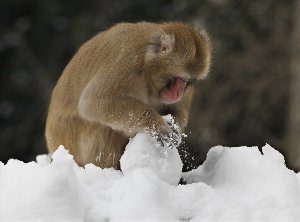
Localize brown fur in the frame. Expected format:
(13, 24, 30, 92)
(45, 22, 212, 169)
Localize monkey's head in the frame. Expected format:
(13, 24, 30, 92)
(143, 23, 212, 105)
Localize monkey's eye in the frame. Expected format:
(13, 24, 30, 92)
(166, 77, 175, 89)
(186, 77, 197, 86)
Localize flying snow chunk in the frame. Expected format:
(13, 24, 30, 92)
(120, 132, 183, 185)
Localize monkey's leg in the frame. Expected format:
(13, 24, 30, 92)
(81, 124, 128, 169)
(46, 114, 81, 157)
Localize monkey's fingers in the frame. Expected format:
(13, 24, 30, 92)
(169, 131, 182, 148)
(164, 115, 182, 139)
(158, 131, 181, 149)
(155, 136, 165, 147)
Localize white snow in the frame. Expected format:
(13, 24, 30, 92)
(120, 132, 183, 186)
(1, 136, 300, 221)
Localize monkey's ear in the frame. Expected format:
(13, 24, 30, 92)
(146, 33, 175, 59)
(159, 33, 175, 53)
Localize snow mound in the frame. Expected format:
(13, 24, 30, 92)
(1, 138, 300, 222)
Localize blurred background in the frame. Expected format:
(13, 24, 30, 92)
(1, 0, 300, 171)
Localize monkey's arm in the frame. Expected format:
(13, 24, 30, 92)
(78, 77, 169, 136)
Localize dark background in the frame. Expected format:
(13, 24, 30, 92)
(1, 0, 300, 171)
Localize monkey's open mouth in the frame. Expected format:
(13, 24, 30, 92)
(161, 77, 187, 104)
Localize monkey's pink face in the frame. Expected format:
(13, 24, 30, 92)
(160, 76, 187, 104)
(146, 58, 203, 105)
(146, 70, 197, 105)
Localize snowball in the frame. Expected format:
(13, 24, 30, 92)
(120, 115, 183, 186)
(120, 132, 183, 185)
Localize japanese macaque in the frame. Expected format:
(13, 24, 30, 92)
(45, 22, 212, 169)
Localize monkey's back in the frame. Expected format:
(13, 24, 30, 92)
(48, 22, 160, 113)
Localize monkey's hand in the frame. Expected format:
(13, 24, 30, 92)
(154, 115, 182, 149)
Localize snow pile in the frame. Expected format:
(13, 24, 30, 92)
(1, 136, 300, 221)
